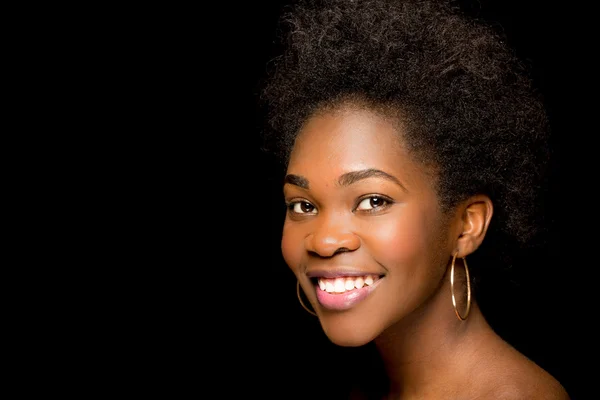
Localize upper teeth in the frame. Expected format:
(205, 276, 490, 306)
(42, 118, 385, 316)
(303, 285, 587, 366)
(318, 275, 378, 293)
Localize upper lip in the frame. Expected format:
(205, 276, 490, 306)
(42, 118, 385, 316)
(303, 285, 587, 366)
(306, 267, 384, 279)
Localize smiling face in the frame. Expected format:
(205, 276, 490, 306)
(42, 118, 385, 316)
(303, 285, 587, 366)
(282, 105, 460, 346)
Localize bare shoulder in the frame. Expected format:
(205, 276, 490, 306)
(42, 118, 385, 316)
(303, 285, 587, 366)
(487, 371, 571, 400)
(474, 347, 571, 400)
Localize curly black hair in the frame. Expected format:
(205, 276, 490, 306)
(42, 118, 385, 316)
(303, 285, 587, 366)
(260, 0, 550, 276)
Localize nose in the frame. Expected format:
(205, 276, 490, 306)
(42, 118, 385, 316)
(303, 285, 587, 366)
(304, 213, 360, 257)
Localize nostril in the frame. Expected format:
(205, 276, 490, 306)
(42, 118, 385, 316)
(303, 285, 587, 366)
(332, 247, 351, 256)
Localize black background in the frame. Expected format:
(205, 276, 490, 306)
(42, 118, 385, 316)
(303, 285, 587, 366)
(117, 1, 593, 398)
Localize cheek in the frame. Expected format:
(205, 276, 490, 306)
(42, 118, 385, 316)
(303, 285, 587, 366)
(364, 213, 434, 267)
(281, 222, 303, 272)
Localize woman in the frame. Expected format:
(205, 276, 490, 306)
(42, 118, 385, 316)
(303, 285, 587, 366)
(259, 0, 570, 398)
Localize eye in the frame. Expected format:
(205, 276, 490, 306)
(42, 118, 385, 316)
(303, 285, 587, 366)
(288, 200, 317, 215)
(356, 196, 391, 211)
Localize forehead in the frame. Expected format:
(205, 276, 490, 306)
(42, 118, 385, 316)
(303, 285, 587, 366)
(293, 107, 399, 160)
(288, 106, 419, 180)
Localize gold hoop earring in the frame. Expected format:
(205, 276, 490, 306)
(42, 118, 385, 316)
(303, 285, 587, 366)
(450, 253, 471, 321)
(297, 280, 317, 317)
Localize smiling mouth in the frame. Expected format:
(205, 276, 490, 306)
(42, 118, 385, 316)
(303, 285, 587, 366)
(312, 275, 383, 294)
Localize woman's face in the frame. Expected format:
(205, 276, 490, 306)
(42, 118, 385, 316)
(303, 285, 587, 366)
(282, 106, 456, 346)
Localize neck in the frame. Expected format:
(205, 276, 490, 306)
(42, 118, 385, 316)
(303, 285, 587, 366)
(374, 276, 496, 398)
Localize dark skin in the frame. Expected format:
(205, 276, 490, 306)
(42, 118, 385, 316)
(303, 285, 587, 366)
(282, 104, 569, 399)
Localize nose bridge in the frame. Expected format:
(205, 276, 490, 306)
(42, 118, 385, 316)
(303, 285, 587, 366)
(306, 209, 359, 257)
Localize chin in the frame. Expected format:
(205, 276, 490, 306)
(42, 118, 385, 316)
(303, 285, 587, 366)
(321, 321, 379, 347)
(328, 336, 371, 347)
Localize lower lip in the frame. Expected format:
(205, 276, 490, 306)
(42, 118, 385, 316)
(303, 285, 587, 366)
(315, 279, 382, 311)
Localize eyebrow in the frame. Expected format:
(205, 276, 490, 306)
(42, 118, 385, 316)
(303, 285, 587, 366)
(284, 168, 407, 192)
(283, 174, 310, 189)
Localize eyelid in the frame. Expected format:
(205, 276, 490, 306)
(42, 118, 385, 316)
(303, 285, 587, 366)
(286, 198, 318, 215)
(354, 194, 394, 211)
(285, 194, 393, 215)
(356, 193, 394, 203)
(285, 196, 311, 206)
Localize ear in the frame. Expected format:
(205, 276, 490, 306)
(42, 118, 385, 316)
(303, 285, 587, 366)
(454, 195, 493, 258)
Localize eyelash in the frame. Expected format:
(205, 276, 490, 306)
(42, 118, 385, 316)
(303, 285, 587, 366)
(286, 195, 394, 215)
(356, 195, 393, 212)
